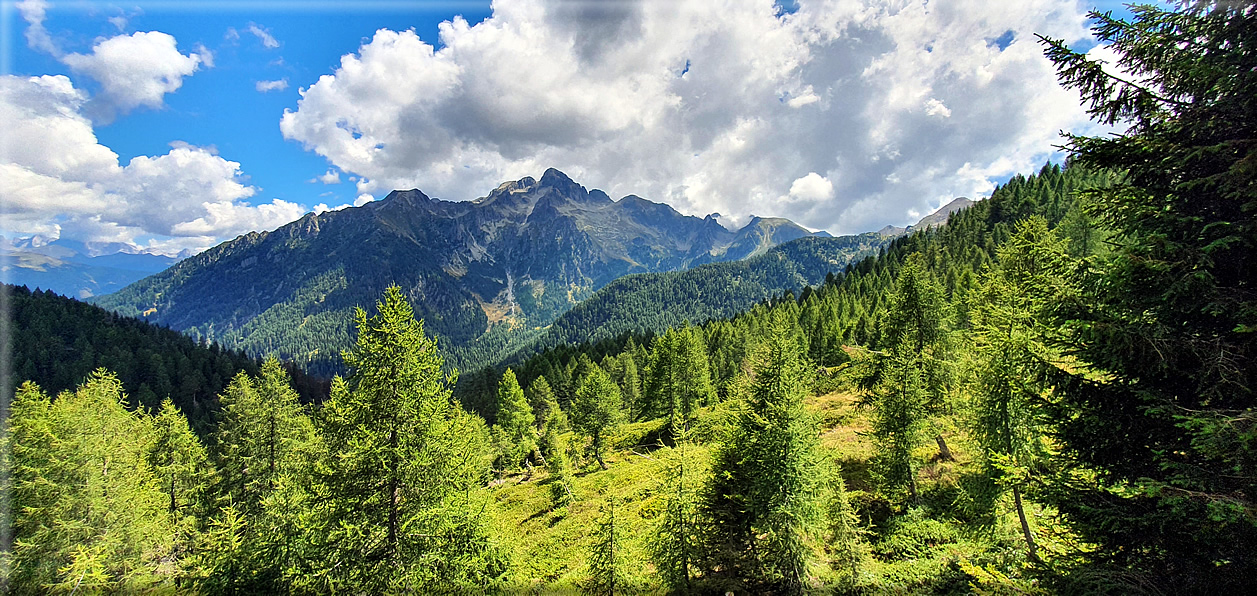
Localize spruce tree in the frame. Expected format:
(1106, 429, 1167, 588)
(1038, 1, 1257, 587)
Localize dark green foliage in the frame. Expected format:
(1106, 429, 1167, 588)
(539, 233, 889, 351)
(698, 313, 830, 594)
(4, 284, 317, 435)
(1039, 1, 1257, 588)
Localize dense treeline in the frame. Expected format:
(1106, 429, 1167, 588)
(6, 285, 327, 433)
(6, 2, 1254, 592)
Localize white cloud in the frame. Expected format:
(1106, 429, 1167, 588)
(353, 194, 375, 207)
(313, 202, 352, 214)
(16, 0, 58, 56)
(256, 78, 289, 93)
(924, 98, 951, 118)
(788, 172, 834, 202)
(316, 169, 341, 184)
(0, 75, 305, 255)
(61, 31, 205, 119)
(282, 0, 1103, 234)
(247, 23, 280, 49)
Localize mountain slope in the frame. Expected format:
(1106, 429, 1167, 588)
(524, 232, 888, 355)
(94, 169, 823, 373)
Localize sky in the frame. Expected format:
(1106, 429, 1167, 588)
(1, 0, 1138, 256)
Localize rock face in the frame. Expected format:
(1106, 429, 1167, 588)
(94, 169, 823, 372)
(912, 197, 976, 230)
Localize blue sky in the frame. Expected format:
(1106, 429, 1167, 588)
(3, 0, 1140, 255)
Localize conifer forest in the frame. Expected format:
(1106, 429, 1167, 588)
(4, 2, 1256, 594)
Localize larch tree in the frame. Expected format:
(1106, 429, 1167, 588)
(201, 357, 319, 592)
(968, 217, 1068, 564)
(495, 368, 537, 470)
(311, 286, 509, 592)
(698, 313, 830, 594)
(571, 364, 625, 470)
(868, 253, 950, 503)
(8, 373, 173, 591)
(644, 324, 716, 430)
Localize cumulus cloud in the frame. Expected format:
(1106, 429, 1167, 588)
(315, 169, 341, 184)
(788, 172, 834, 202)
(282, 0, 1103, 234)
(0, 75, 305, 255)
(256, 78, 289, 93)
(61, 31, 206, 119)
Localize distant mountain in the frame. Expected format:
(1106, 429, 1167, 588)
(94, 169, 827, 373)
(911, 197, 976, 230)
(1, 238, 179, 299)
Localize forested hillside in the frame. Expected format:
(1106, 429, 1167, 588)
(6, 2, 1254, 594)
(511, 231, 889, 359)
(6, 285, 325, 433)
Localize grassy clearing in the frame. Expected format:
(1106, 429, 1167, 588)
(489, 389, 1038, 593)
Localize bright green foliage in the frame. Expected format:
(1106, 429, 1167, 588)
(310, 286, 509, 592)
(147, 398, 211, 545)
(198, 357, 319, 592)
(603, 352, 643, 419)
(572, 365, 625, 469)
(214, 357, 317, 514)
(651, 426, 703, 594)
(868, 254, 949, 502)
(698, 313, 829, 594)
(643, 324, 717, 428)
(8, 373, 175, 591)
(495, 368, 537, 470)
(1039, 2, 1257, 587)
(824, 473, 866, 589)
(867, 351, 929, 502)
(587, 498, 634, 596)
(527, 374, 559, 429)
(968, 217, 1068, 562)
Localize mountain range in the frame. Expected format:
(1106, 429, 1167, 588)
(2, 238, 181, 299)
(93, 169, 851, 372)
